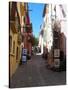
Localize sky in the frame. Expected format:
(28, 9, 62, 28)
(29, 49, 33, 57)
(28, 3, 44, 38)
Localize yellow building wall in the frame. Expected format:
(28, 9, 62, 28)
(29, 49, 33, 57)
(20, 2, 25, 16)
(9, 2, 25, 78)
(17, 2, 25, 31)
(10, 28, 21, 78)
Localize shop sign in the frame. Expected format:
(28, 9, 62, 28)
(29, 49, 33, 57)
(54, 49, 60, 57)
(23, 49, 27, 55)
(22, 56, 27, 62)
(54, 59, 60, 68)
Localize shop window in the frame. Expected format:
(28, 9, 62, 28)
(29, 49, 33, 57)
(10, 36, 12, 52)
(13, 41, 15, 54)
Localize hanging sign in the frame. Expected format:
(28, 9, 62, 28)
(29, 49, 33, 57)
(54, 49, 60, 57)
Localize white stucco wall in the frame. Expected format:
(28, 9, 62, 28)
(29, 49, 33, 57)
(38, 34, 43, 54)
(42, 4, 66, 53)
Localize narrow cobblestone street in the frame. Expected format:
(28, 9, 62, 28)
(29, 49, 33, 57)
(10, 55, 66, 88)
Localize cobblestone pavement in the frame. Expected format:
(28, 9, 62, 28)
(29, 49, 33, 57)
(10, 55, 66, 88)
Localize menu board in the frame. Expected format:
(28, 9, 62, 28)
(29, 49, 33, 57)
(54, 49, 60, 57)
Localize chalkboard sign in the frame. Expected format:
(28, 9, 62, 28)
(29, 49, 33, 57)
(22, 48, 27, 55)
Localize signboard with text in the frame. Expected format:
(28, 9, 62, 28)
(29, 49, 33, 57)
(54, 49, 60, 57)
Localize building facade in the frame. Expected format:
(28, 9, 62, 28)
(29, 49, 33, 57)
(9, 2, 23, 77)
(42, 4, 53, 52)
(42, 4, 66, 69)
(21, 3, 33, 58)
(9, 2, 33, 78)
(38, 28, 44, 54)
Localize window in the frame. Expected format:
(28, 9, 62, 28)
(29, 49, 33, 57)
(13, 41, 15, 54)
(10, 36, 12, 52)
(16, 47, 18, 61)
(15, 12, 19, 31)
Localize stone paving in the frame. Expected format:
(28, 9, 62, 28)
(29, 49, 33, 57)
(9, 55, 66, 88)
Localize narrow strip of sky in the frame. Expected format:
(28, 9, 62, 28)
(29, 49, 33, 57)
(28, 2, 44, 38)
